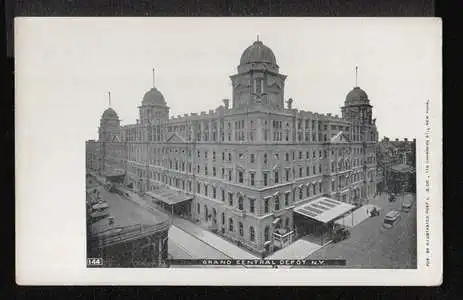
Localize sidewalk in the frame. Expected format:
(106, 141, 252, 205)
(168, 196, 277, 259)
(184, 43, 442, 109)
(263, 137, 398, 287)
(121, 189, 258, 260)
(267, 237, 323, 260)
(172, 217, 258, 259)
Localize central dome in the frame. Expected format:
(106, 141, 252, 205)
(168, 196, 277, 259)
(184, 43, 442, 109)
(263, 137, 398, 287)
(142, 87, 166, 106)
(240, 40, 277, 66)
(345, 87, 369, 105)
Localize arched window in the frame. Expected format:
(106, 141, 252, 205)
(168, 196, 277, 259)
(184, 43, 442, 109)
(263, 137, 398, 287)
(285, 217, 290, 228)
(228, 153, 232, 161)
(264, 226, 270, 241)
(239, 222, 243, 236)
(222, 212, 225, 224)
(238, 196, 244, 210)
(229, 218, 233, 231)
(319, 183, 322, 194)
(249, 226, 255, 241)
(299, 188, 303, 200)
(313, 184, 316, 195)
(307, 185, 310, 196)
(285, 153, 289, 161)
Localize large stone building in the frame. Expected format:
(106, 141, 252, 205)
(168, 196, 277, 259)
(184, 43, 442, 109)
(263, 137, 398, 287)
(86, 39, 379, 256)
(376, 137, 416, 194)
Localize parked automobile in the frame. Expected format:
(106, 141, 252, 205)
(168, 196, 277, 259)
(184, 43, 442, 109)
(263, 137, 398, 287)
(370, 207, 380, 217)
(332, 227, 350, 243)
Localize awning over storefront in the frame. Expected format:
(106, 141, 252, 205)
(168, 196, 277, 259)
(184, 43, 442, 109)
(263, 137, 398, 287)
(294, 197, 355, 224)
(146, 188, 194, 205)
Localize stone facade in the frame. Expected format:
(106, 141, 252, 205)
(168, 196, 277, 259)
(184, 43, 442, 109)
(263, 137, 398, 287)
(86, 39, 379, 255)
(376, 137, 416, 194)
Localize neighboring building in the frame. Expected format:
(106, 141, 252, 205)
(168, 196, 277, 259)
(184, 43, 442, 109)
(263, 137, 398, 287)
(86, 39, 379, 256)
(86, 140, 99, 172)
(376, 137, 416, 194)
(86, 181, 171, 267)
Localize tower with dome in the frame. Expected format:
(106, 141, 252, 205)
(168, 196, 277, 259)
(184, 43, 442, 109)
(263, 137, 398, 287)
(86, 38, 379, 257)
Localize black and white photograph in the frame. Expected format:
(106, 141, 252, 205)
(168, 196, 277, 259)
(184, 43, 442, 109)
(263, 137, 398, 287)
(16, 17, 442, 285)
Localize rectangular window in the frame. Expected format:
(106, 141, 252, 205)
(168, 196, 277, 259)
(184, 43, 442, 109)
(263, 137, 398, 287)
(249, 199, 255, 213)
(250, 154, 255, 163)
(197, 183, 201, 193)
(238, 171, 244, 183)
(228, 170, 232, 181)
(285, 169, 290, 181)
(263, 173, 268, 186)
(238, 197, 244, 210)
(274, 171, 279, 184)
(299, 151, 302, 159)
(275, 196, 280, 210)
(285, 193, 289, 206)
(299, 168, 303, 178)
(205, 166, 208, 176)
(213, 187, 216, 199)
(250, 173, 255, 186)
(229, 219, 233, 232)
(228, 193, 233, 206)
(212, 151, 216, 160)
(204, 185, 208, 196)
(264, 199, 269, 213)
(213, 167, 216, 176)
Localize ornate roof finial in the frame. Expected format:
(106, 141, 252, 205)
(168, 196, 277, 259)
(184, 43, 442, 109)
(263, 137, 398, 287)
(257, 34, 260, 42)
(355, 66, 358, 87)
(108, 91, 111, 107)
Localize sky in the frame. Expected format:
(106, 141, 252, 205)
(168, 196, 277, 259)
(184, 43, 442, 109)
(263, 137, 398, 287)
(16, 18, 441, 141)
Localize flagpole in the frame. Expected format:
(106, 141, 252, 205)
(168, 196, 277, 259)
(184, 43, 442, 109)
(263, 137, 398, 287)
(153, 68, 159, 87)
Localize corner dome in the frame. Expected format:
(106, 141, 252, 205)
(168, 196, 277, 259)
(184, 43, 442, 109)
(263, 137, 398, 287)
(345, 87, 369, 105)
(102, 107, 119, 119)
(240, 40, 277, 66)
(142, 87, 167, 106)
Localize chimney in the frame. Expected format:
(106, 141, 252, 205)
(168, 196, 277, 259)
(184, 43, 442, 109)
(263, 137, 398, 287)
(287, 98, 293, 109)
(404, 138, 408, 142)
(223, 99, 230, 109)
(413, 138, 416, 143)
(395, 138, 399, 142)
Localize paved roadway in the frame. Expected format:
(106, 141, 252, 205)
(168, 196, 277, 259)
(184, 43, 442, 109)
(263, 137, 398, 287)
(299, 192, 417, 269)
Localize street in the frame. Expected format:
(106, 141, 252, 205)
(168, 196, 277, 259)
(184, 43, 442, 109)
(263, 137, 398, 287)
(300, 192, 417, 268)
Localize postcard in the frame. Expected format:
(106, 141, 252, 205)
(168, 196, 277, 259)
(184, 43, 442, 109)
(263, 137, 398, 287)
(15, 17, 442, 285)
